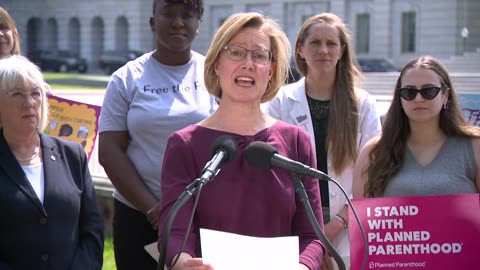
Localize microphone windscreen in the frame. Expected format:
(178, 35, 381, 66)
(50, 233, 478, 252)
(210, 135, 238, 164)
(244, 141, 278, 169)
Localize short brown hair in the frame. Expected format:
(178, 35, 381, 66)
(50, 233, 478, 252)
(204, 12, 291, 103)
(0, 7, 21, 56)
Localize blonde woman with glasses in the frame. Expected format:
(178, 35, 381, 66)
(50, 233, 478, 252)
(158, 12, 325, 270)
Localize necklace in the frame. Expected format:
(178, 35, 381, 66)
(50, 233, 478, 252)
(16, 142, 40, 163)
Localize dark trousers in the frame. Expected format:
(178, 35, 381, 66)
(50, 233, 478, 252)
(113, 199, 158, 270)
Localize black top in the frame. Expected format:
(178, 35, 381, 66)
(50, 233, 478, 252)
(307, 95, 330, 222)
(0, 131, 104, 270)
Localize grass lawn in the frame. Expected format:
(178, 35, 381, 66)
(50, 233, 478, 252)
(44, 72, 116, 269)
(103, 235, 116, 270)
(43, 72, 109, 91)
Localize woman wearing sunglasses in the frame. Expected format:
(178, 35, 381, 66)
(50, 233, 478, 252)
(353, 55, 480, 199)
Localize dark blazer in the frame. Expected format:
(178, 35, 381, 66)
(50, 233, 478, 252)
(0, 132, 104, 270)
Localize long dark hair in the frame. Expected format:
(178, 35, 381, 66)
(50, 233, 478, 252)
(364, 55, 480, 197)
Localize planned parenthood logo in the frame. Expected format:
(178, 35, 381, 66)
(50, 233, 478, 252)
(349, 194, 480, 270)
(369, 261, 426, 268)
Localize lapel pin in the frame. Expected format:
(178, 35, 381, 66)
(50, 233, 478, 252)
(50, 155, 56, 161)
(296, 114, 307, 123)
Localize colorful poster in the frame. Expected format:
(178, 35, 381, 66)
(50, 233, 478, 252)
(459, 93, 480, 126)
(44, 95, 101, 160)
(349, 194, 480, 270)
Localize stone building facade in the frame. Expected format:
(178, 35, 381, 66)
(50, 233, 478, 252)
(1, 0, 479, 71)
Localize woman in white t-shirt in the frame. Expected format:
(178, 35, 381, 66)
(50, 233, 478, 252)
(98, 1, 217, 270)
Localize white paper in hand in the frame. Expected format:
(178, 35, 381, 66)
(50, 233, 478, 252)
(200, 228, 299, 270)
(144, 241, 159, 262)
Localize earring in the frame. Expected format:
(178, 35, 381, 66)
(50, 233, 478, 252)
(443, 102, 447, 110)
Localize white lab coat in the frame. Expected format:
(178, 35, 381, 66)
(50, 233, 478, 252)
(265, 77, 382, 267)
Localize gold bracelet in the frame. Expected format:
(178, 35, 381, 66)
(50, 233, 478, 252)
(334, 214, 348, 229)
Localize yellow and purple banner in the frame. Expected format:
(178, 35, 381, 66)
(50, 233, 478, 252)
(349, 194, 480, 270)
(44, 95, 101, 160)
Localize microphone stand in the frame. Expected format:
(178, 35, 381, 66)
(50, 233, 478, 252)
(157, 154, 226, 270)
(291, 172, 346, 270)
(157, 178, 204, 270)
(310, 170, 368, 270)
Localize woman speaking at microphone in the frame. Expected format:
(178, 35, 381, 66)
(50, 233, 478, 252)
(158, 12, 325, 270)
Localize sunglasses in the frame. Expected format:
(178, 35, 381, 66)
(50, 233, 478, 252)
(398, 86, 442, 101)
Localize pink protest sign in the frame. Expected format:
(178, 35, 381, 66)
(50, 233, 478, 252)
(349, 194, 480, 270)
(44, 95, 101, 161)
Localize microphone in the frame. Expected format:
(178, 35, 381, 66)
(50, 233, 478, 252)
(157, 135, 238, 270)
(244, 141, 330, 181)
(198, 135, 238, 184)
(244, 141, 347, 270)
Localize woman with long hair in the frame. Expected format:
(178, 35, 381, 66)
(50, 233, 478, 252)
(266, 13, 381, 269)
(353, 55, 480, 199)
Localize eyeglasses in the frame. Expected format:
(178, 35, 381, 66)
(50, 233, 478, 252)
(222, 45, 272, 65)
(398, 86, 442, 101)
(5, 89, 42, 102)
